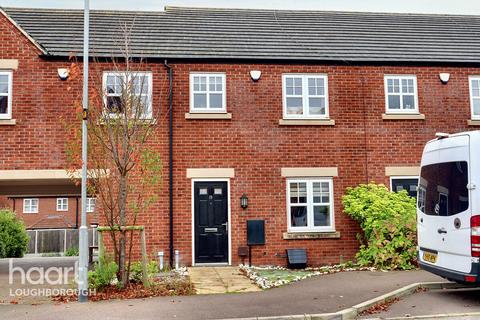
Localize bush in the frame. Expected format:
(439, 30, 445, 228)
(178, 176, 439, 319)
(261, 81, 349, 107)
(342, 183, 417, 270)
(129, 260, 159, 283)
(88, 255, 118, 290)
(64, 247, 79, 256)
(0, 209, 29, 258)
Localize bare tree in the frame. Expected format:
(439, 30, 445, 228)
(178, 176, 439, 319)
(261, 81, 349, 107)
(66, 24, 163, 288)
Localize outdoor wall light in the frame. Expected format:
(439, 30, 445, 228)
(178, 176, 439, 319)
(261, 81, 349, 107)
(439, 73, 450, 84)
(57, 68, 70, 80)
(240, 193, 248, 209)
(250, 70, 262, 81)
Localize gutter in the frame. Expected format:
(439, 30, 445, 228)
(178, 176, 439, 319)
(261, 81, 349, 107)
(164, 60, 174, 267)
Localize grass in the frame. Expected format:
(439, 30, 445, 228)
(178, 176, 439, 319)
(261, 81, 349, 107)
(255, 269, 316, 282)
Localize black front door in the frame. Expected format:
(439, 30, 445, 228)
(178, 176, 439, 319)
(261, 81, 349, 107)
(194, 181, 229, 264)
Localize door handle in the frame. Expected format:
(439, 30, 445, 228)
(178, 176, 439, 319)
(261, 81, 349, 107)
(437, 228, 447, 234)
(222, 222, 228, 233)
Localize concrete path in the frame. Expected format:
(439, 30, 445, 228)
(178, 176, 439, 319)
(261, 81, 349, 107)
(188, 267, 261, 294)
(0, 270, 444, 319)
(361, 287, 480, 319)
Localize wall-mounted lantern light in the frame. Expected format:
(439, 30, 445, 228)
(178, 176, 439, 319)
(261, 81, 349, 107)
(240, 193, 248, 209)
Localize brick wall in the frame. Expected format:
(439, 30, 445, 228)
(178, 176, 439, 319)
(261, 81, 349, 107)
(1, 13, 479, 266)
(8, 197, 98, 229)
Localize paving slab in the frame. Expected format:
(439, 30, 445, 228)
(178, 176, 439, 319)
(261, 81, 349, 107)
(188, 266, 261, 294)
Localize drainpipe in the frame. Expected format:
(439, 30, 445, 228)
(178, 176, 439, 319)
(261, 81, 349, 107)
(164, 60, 174, 267)
(75, 197, 79, 228)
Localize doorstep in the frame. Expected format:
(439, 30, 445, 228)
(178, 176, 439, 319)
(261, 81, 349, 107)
(188, 266, 261, 294)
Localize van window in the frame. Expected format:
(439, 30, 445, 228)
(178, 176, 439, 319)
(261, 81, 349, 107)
(418, 161, 469, 216)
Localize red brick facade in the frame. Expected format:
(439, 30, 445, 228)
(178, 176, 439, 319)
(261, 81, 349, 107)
(4, 197, 97, 229)
(1, 12, 478, 266)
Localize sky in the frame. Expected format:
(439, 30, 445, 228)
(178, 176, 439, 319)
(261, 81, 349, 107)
(0, 0, 480, 15)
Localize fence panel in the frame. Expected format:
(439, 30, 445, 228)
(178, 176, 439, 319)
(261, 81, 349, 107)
(26, 228, 96, 255)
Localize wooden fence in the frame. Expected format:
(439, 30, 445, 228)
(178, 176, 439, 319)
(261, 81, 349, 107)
(26, 228, 97, 255)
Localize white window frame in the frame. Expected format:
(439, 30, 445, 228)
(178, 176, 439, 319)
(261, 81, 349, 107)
(390, 176, 419, 194)
(286, 178, 335, 233)
(86, 197, 96, 213)
(0, 71, 13, 120)
(102, 71, 153, 119)
(469, 76, 480, 120)
(189, 72, 227, 113)
(23, 198, 39, 214)
(56, 198, 68, 211)
(282, 74, 329, 119)
(384, 75, 419, 114)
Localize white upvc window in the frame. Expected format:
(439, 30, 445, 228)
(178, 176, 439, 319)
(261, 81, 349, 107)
(287, 178, 334, 232)
(282, 74, 329, 119)
(189, 73, 226, 112)
(102, 72, 153, 118)
(469, 76, 480, 120)
(0, 71, 13, 119)
(390, 176, 419, 198)
(56, 198, 68, 211)
(384, 75, 419, 114)
(23, 198, 39, 214)
(86, 197, 96, 213)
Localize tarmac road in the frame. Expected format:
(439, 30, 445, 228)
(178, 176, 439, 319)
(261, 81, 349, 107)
(1, 269, 442, 319)
(361, 286, 480, 319)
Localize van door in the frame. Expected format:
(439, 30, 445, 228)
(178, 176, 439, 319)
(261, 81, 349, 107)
(417, 135, 471, 273)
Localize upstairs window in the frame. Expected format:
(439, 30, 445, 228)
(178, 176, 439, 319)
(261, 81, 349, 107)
(0, 71, 12, 119)
(103, 72, 152, 118)
(24, 198, 39, 214)
(86, 197, 96, 213)
(190, 73, 226, 112)
(283, 74, 329, 119)
(56, 198, 68, 211)
(469, 76, 480, 119)
(384, 75, 418, 113)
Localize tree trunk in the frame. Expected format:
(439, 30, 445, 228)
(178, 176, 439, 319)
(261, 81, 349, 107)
(118, 174, 128, 288)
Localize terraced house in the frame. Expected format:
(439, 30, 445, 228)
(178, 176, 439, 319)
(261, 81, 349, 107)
(1, 6, 480, 265)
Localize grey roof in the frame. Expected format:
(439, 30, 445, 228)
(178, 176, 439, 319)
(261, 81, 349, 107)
(3, 6, 480, 63)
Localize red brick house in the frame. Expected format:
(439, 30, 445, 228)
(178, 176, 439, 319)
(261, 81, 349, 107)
(1, 6, 480, 266)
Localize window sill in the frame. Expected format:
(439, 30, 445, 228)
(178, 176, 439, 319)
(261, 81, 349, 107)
(468, 120, 480, 126)
(185, 113, 232, 120)
(0, 119, 16, 126)
(278, 119, 335, 126)
(382, 113, 425, 120)
(97, 118, 157, 125)
(283, 231, 340, 240)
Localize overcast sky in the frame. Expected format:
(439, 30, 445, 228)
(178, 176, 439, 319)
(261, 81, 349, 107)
(1, 0, 480, 15)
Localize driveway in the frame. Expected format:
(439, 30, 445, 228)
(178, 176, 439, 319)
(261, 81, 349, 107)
(1, 270, 443, 319)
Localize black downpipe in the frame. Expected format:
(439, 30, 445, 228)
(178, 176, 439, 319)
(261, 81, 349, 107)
(75, 197, 79, 228)
(164, 60, 174, 267)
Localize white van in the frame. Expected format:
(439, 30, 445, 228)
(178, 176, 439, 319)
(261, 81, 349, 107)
(417, 131, 480, 284)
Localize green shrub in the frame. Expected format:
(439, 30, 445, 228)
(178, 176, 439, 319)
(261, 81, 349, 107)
(64, 247, 79, 256)
(342, 183, 417, 270)
(129, 260, 159, 283)
(88, 255, 118, 290)
(0, 209, 29, 258)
